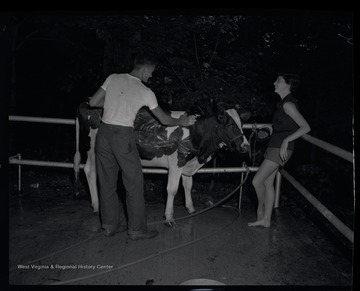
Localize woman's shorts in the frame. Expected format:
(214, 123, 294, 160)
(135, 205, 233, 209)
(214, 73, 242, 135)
(264, 147, 293, 167)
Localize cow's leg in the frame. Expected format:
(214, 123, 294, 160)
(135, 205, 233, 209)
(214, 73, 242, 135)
(164, 168, 182, 227)
(84, 128, 99, 213)
(181, 175, 196, 214)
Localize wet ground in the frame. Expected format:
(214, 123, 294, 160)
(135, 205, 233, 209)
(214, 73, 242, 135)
(8, 169, 354, 287)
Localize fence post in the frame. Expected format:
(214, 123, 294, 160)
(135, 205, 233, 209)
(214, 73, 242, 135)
(274, 171, 282, 208)
(18, 154, 22, 192)
(238, 171, 245, 211)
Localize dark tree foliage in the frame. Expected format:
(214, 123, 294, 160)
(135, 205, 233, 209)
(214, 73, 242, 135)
(6, 11, 353, 122)
(5, 10, 353, 156)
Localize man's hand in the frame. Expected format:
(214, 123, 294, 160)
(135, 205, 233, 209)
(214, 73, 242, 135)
(180, 113, 197, 126)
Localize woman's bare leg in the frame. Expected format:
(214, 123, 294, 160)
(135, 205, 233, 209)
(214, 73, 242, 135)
(248, 159, 279, 227)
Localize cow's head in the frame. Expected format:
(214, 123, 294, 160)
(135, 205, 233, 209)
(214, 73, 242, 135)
(217, 109, 250, 154)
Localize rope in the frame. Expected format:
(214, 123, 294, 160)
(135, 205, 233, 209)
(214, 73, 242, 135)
(9, 167, 250, 276)
(149, 168, 250, 226)
(49, 207, 240, 285)
(248, 123, 258, 167)
(9, 233, 103, 272)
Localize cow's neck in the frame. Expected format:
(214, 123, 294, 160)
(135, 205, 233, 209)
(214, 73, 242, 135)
(190, 116, 225, 164)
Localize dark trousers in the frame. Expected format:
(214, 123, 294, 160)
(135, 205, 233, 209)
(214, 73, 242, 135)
(95, 122, 146, 234)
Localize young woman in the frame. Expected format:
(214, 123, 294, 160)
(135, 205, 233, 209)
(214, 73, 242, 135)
(248, 73, 311, 227)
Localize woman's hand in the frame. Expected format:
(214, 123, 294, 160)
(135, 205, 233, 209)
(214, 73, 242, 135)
(280, 139, 289, 161)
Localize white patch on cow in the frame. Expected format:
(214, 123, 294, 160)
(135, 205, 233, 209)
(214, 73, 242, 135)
(182, 128, 190, 140)
(163, 111, 190, 140)
(140, 155, 169, 168)
(225, 109, 242, 130)
(225, 109, 250, 147)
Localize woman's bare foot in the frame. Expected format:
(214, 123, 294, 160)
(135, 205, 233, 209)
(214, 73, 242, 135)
(248, 220, 271, 227)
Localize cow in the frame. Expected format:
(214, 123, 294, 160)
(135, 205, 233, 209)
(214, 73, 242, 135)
(73, 101, 250, 227)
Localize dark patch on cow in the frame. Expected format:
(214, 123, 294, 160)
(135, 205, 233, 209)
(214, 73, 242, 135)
(78, 101, 103, 130)
(134, 107, 194, 167)
(187, 102, 248, 156)
(189, 111, 244, 164)
(189, 115, 224, 164)
(77, 100, 103, 153)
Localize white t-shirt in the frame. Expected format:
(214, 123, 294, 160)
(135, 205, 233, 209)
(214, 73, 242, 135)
(101, 73, 158, 127)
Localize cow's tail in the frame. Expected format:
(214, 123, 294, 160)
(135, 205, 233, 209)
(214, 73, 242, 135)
(73, 115, 81, 195)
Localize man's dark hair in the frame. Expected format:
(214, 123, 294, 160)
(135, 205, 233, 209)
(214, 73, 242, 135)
(133, 52, 158, 67)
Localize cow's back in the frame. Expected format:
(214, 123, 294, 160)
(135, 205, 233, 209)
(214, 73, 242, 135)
(134, 107, 193, 167)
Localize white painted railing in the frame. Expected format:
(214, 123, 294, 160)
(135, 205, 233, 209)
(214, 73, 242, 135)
(8, 115, 354, 243)
(8, 115, 270, 210)
(301, 134, 353, 163)
(281, 134, 354, 243)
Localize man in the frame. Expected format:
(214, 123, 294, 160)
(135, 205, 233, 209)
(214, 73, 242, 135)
(89, 53, 196, 240)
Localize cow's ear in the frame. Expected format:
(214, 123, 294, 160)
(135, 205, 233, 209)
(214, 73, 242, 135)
(240, 112, 251, 121)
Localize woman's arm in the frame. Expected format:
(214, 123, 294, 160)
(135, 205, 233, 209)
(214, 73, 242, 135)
(283, 102, 311, 141)
(280, 102, 311, 161)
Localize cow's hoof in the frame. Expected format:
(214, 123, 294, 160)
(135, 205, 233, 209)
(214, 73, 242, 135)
(186, 207, 196, 214)
(164, 220, 177, 228)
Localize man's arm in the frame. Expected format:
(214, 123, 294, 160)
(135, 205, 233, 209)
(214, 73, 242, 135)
(150, 106, 196, 127)
(89, 88, 105, 107)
